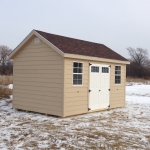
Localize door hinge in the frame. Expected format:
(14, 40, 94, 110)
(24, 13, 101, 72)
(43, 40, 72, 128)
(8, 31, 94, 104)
(109, 65, 111, 67)
(108, 105, 110, 108)
(88, 108, 91, 111)
(89, 63, 92, 66)
(108, 89, 110, 91)
(89, 89, 92, 92)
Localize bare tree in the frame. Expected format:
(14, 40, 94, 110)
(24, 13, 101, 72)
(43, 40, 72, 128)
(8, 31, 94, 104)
(127, 47, 150, 78)
(0, 45, 12, 75)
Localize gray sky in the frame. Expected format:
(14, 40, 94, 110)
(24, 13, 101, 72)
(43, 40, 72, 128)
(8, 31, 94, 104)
(0, 0, 150, 58)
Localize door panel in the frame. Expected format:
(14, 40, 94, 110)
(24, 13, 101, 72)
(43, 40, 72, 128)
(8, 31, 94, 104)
(89, 64, 101, 110)
(89, 64, 110, 110)
(100, 65, 110, 108)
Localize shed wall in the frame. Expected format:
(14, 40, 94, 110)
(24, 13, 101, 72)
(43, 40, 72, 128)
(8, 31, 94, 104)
(13, 36, 64, 116)
(64, 58, 126, 117)
(64, 58, 89, 116)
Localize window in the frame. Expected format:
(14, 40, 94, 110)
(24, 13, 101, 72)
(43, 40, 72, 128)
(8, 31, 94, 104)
(115, 66, 121, 84)
(73, 62, 83, 85)
(91, 66, 99, 72)
(33, 37, 41, 44)
(102, 67, 109, 73)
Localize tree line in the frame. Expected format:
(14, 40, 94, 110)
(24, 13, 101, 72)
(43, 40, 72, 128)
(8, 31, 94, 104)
(0, 45, 150, 78)
(0, 45, 13, 75)
(127, 47, 150, 79)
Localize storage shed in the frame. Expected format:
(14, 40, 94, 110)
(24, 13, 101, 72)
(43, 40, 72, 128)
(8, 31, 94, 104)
(9, 30, 130, 117)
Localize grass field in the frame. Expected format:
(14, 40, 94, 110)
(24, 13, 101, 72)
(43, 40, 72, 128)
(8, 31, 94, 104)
(126, 77, 150, 84)
(0, 76, 13, 98)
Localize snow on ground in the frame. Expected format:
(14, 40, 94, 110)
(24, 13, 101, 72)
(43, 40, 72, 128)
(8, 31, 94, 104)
(127, 84, 150, 98)
(0, 84, 150, 149)
(8, 84, 13, 89)
(1, 84, 13, 90)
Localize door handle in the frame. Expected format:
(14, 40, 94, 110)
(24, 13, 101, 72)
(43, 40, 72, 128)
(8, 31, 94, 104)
(99, 90, 101, 91)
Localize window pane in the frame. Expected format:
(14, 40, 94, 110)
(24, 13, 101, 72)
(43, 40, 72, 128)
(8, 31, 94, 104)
(115, 66, 118, 70)
(115, 79, 121, 84)
(115, 76, 121, 80)
(73, 68, 78, 73)
(115, 71, 121, 75)
(73, 80, 78, 85)
(115, 80, 118, 84)
(78, 74, 82, 79)
(91, 66, 94, 72)
(115, 66, 121, 70)
(96, 67, 99, 72)
(73, 62, 78, 67)
(102, 67, 109, 73)
(91, 66, 99, 72)
(79, 63, 83, 67)
(115, 76, 121, 84)
(73, 68, 82, 73)
(78, 80, 82, 85)
(73, 74, 78, 79)
(78, 68, 82, 73)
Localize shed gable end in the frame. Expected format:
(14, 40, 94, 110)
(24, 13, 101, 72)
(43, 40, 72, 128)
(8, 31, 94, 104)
(13, 36, 64, 116)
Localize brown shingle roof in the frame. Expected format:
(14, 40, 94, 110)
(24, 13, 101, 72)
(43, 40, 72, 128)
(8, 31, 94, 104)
(35, 30, 127, 61)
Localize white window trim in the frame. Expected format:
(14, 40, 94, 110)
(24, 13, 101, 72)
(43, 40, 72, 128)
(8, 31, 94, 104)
(72, 61, 83, 86)
(115, 65, 121, 85)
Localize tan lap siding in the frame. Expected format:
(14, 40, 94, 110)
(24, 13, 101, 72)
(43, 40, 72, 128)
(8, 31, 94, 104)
(64, 58, 89, 116)
(64, 59, 126, 116)
(110, 64, 126, 108)
(13, 37, 63, 116)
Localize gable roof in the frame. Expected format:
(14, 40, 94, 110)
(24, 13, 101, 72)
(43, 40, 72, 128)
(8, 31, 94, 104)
(9, 29, 129, 63)
(35, 30, 128, 61)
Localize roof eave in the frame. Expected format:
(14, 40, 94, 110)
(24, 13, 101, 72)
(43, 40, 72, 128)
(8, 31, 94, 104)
(64, 53, 130, 64)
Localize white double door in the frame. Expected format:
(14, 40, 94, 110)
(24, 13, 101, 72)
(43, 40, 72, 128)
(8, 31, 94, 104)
(89, 64, 110, 110)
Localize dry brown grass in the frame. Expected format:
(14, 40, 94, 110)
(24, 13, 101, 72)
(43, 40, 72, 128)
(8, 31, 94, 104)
(0, 86, 12, 98)
(126, 77, 150, 84)
(0, 75, 13, 85)
(0, 76, 13, 99)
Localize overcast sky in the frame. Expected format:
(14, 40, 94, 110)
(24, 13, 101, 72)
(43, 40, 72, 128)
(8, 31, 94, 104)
(0, 0, 150, 58)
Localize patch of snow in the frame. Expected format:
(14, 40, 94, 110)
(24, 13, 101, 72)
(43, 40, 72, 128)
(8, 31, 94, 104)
(10, 95, 13, 99)
(126, 84, 150, 98)
(127, 95, 150, 104)
(8, 84, 13, 89)
(0, 84, 150, 149)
